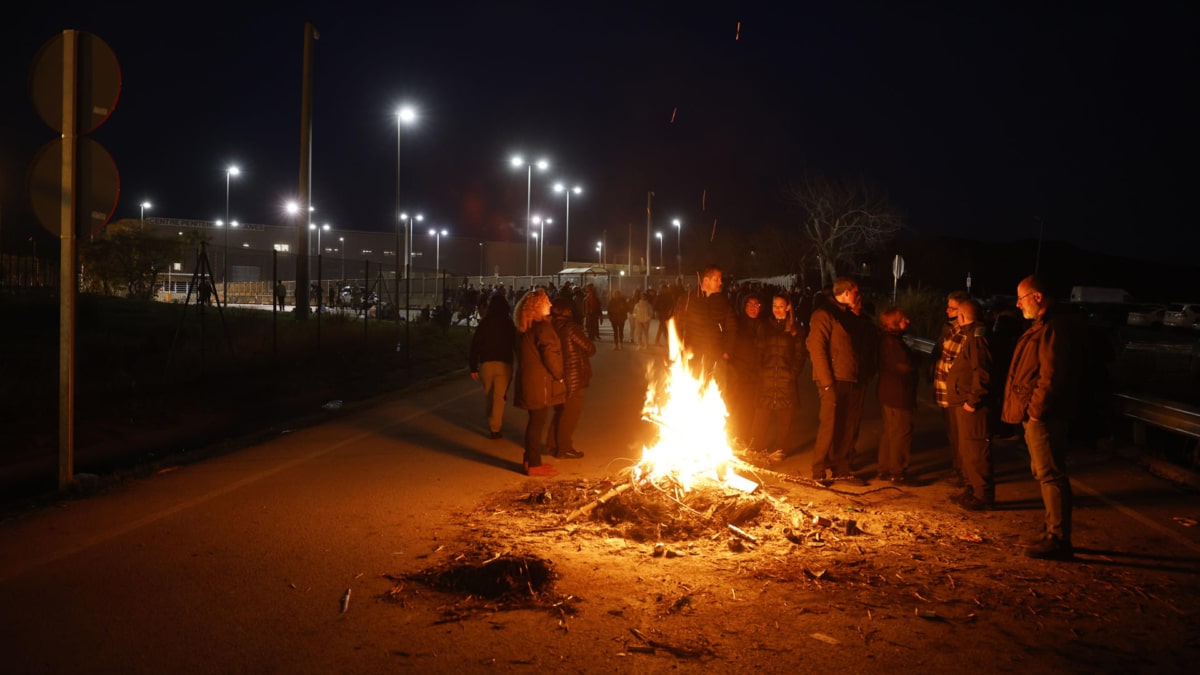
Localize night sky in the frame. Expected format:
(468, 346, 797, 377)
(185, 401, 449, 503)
(3, 2, 1196, 265)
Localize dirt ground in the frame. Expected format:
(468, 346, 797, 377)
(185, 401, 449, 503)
(375, 449, 1199, 673)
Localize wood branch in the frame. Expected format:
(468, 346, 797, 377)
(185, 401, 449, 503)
(563, 481, 634, 523)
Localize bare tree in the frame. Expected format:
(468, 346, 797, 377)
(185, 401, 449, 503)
(783, 173, 903, 287)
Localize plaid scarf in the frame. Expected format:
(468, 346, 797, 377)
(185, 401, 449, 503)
(934, 325, 967, 408)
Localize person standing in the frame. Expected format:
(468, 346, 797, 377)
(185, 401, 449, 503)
(876, 307, 916, 484)
(1003, 275, 1079, 560)
(674, 264, 737, 382)
(468, 294, 516, 440)
(806, 277, 870, 485)
(944, 300, 995, 510)
(748, 294, 808, 457)
(932, 290, 971, 484)
(583, 284, 602, 340)
(607, 290, 629, 350)
(274, 281, 287, 311)
(513, 289, 564, 477)
(632, 291, 654, 350)
(653, 283, 675, 346)
(548, 296, 595, 459)
(729, 294, 766, 444)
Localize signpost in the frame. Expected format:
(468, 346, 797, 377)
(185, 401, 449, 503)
(28, 30, 122, 489)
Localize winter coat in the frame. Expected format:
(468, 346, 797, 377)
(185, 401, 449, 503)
(755, 319, 808, 409)
(468, 313, 516, 372)
(633, 298, 654, 323)
(731, 314, 767, 373)
(607, 297, 629, 326)
(944, 321, 992, 408)
(551, 315, 596, 394)
(514, 320, 566, 410)
(877, 330, 916, 410)
(1002, 306, 1079, 425)
(674, 290, 737, 360)
(806, 301, 871, 388)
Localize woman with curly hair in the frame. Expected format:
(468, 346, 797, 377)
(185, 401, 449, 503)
(512, 288, 565, 477)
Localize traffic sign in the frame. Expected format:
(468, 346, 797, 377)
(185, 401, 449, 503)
(29, 31, 121, 135)
(29, 137, 120, 237)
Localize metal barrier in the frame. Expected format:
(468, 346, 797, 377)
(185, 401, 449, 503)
(1112, 393, 1200, 441)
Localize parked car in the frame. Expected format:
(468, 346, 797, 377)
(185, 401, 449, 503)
(1126, 304, 1165, 328)
(1162, 303, 1200, 329)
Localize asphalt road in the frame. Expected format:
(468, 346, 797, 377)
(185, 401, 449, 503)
(1, 322, 1198, 672)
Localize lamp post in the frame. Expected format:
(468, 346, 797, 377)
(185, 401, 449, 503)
(510, 155, 549, 276)
(396, 105, 417, 326)
(310, 222, 330, 254)
(553, 182, 581, 264)
(672, 218, 682, 277)
(429, 228, 448, 304)
(531, 231, 539, 275)
(400, 212, 424, 278)
(339, 236, 345, 281)
(222, 165, 239, 303)
(656, 231, 663, 271)
(596, 241, 602, 265)
(478, 242, 484, 282)
(140, 200, 151, 222)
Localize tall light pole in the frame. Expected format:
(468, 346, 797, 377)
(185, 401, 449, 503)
(310, 222, 330, 254)
(396, 105, 417, 328)
(429, 228, 448, 304)
(398, 207, 422, 276)
(553, 182, 581, 264)
(532, 215, 552, 275)
(338, 236, 345, 281)
(656, 231, 663, 271)
(531, 231, 539, 275)
(596, 241, 602, 265)
(511, 155, 549, 276)
(672, 218, 682, 277)
(223, 165, 239, 303)
(140, 200, 151, 222)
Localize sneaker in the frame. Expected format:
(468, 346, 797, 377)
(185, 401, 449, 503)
(489, 431, 503, 440)
(556, 448, 584, 459)
(525, 462, 558, 477)
(831, 474, 867, 486)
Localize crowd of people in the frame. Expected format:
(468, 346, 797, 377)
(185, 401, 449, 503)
(466, 267, 1084, 561)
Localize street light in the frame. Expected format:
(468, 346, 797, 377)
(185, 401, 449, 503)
(339, 236, 345, 281)
(399, 212, 424, 279)
(429, 228, 448, 304)
(511, 155, 549, 276)
(596, 241, 603, 265)
(140, 200, 151, 222)
(672, 218, 682, 276)
(222, 165, 240, 304)
(309, 222, 331, 254)
(396, 105, 417, 326)
(553, 182, 582, 263)
(656, 231, 663, 270)
(532, 215, 552, 275)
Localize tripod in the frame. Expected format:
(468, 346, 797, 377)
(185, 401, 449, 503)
(168, 241, 234, 371)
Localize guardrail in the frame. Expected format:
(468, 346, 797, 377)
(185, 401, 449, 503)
(1112, 393, 1200, 441)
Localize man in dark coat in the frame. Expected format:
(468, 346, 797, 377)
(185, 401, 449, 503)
(468, 294, 516, 440)
(876, 307, 916, 483)
(674, 264, 737, 384)
(806, 277, 872, 485)
(944, 300, 995, 511)
(1003, 275, 1080, 560)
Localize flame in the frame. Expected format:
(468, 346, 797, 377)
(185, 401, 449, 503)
(635, 319, 736, 491)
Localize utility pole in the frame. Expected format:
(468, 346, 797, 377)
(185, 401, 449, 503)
(645, 191, 653, 290)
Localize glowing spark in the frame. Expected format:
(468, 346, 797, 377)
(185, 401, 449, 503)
(711, 218, 718, 242)
(735, 21, 741, 40)
(670, 106, 678, 124)
(701, 189, 707, 211)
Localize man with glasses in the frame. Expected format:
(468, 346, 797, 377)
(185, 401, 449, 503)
(932, 290, 972, 485)
(1003, 276, 1079, 560)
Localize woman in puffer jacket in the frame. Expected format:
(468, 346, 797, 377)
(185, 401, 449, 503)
(748, 294, 809, 456)
(513, 288, 565, 476)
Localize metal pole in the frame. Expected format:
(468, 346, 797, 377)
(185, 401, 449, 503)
(645, 191, 653, 290)
(564, 190, 571, 264)
(525, 164, 531, 276)
(395, 119, 402, 326)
